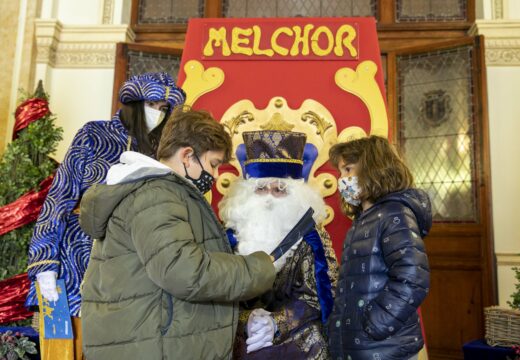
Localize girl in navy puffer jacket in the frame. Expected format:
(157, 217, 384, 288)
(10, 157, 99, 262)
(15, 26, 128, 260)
(327, 136, 431, 360)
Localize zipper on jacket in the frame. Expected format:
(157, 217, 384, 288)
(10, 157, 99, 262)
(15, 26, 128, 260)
(160, 293, 173, 336)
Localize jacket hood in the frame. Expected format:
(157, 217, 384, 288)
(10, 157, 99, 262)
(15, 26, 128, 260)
(79, 151, 173, 240)
(377, 188, 433, 236)
(106, 151, 171, 185)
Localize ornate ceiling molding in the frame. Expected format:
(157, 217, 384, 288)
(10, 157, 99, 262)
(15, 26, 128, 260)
(469, 20, 520, 66)
(35, 19, 135, 68)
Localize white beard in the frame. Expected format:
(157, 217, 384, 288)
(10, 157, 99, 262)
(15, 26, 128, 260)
(219, 178, 327, 256)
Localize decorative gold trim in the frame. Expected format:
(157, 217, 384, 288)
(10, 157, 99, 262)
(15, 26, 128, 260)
(301, 111, 333, 140)
(216, 172, 238, 195)
(218, 97, 338, 202)
(323, 205, 334, 226)
(244, 158, 303, 165)
(224, 111, 254, 135)
(260, 112, 294, 131)
(338, 126, 368, 143)
(203, 190, 212, 204)
(27, 260, 60, 270)
(335, 60, 388, 138)
(182, 60, 225, 106)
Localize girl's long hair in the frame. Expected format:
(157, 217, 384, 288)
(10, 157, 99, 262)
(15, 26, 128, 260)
(119, 101, 168, 157)
(329, 136, 414, 217)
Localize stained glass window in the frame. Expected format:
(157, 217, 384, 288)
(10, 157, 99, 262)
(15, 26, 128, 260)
(138, 0, 204, 24)
(396, 0, 467, 22)
(397, 46, 477, 221)
(223, 0, 377, 18)
(127, 50, 181, 80)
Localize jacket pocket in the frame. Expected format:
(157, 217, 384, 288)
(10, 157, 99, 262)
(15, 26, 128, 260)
(161, 292, 174, 335)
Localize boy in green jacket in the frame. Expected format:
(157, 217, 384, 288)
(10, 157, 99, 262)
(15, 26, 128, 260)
(79, 107, 277, 360)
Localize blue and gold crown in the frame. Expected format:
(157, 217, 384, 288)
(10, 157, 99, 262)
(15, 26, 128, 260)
(242, 130, 307, 179)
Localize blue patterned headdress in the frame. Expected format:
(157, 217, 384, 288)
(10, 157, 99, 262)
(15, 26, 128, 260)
(118, 72, 186, 109)
(242, 130, 307, 179)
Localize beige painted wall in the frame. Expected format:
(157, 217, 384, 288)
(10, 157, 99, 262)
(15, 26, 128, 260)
(56, 0, 103, 24)
(488, 66, 520, 306)
(0, 2, 21, 153)
(47, 68, 114, 160)
(507, 1, 520, 19)
(472, 0, 520, 308)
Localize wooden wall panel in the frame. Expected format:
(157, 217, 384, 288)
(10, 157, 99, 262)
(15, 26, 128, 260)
(423, 269, 484, 359)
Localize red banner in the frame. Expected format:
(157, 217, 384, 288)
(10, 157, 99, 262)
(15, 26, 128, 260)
(13, 98, 50, 140)
(0, 175, 54, 236)
(0, 273, 33, 323)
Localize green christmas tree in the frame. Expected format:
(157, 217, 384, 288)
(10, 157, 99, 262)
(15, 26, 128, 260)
(508, 267, 520, 311)
(0, 81, 63, 281)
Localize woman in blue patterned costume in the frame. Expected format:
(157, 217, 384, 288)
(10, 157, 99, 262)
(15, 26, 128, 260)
(25, 72, 185, 358)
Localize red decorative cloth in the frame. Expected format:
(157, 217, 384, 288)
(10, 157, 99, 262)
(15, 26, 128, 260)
(13, 98, 50, 139)
(0, 273, 33, 323)
(0, 175, 54, 236)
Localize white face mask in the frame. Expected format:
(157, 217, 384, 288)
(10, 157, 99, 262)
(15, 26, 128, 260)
(144, 106, 166, 132)
(338, 176, 362, 206)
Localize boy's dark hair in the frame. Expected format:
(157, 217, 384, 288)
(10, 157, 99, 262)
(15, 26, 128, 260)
(157, 106, 232, 162)
(329, 135, 414, 216)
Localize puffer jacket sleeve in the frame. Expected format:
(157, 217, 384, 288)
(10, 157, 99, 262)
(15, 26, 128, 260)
(129, 183, 276, 302)
(362, 204, 430, 340)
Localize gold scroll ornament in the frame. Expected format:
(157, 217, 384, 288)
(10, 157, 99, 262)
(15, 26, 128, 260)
(335, 60, 388, 142)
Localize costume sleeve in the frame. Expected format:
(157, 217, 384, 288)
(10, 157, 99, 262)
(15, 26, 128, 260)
(270, 229, 338, 342)
(317, 227, 339, 294)
(129, 186, 276, 302)
(27, 125, 90, 279)
(362, 206, 430, 340)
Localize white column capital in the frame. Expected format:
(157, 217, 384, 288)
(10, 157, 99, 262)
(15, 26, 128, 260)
(469, 20, 520, 66)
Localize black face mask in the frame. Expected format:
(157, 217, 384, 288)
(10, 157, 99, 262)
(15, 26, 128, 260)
(184, 154, 214, 194)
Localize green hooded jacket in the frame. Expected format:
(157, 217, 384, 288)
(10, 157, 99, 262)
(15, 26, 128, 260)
(79, 152, 275, 360)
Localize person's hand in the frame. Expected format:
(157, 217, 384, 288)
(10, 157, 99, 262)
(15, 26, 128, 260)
(272, 239, 302, 272)
(246, 308, 276, 353)
(36, 271, 59, 301)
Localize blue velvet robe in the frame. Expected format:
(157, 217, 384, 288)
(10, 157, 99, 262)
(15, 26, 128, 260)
(234, 228, 338, 360)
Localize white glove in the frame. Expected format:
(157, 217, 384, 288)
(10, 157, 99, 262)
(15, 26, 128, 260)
(272, 238, 302, 272)
(246, 308, 276, 353)
(36, 271, 59, 302)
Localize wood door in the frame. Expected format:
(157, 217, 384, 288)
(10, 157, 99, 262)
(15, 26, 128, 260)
(387, 36, 496, 360)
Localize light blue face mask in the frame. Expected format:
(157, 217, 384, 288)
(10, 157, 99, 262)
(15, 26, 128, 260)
(338, 176, 362, 206)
